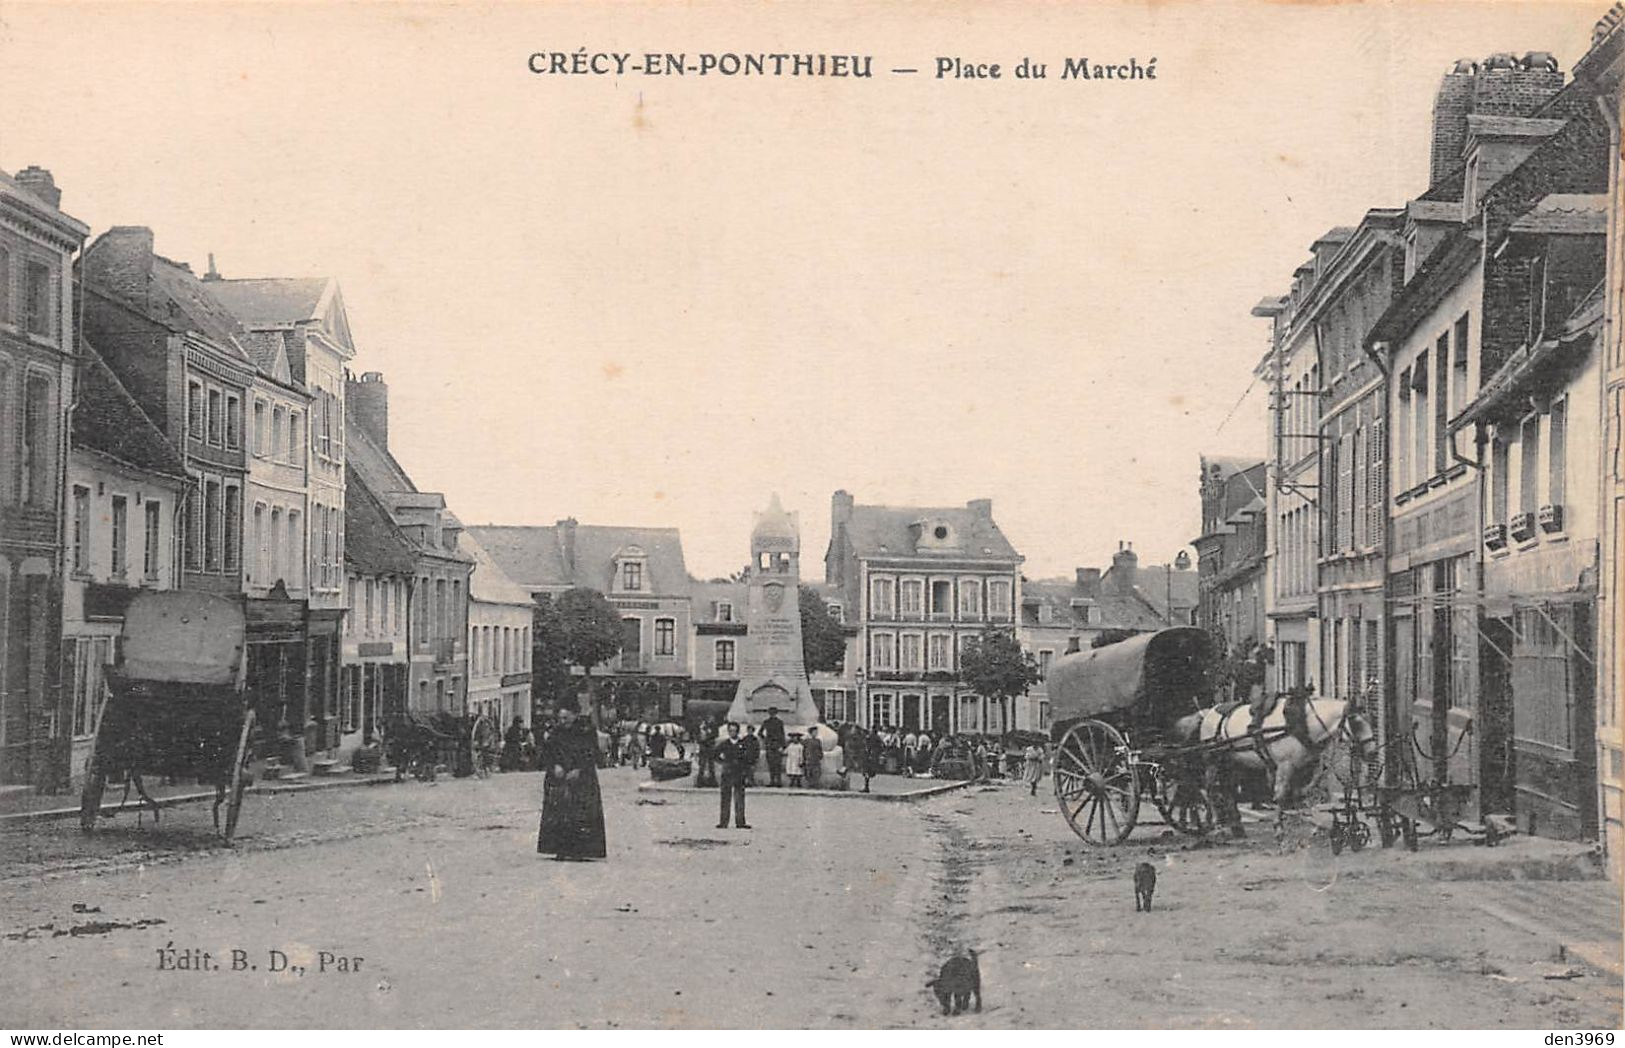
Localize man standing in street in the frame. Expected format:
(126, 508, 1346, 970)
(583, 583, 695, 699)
(763, 707, 787, 787)
(715, 722, 753, 830)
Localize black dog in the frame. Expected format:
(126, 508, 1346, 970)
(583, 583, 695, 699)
(1134, 861, 1157, 912)
(927, 949, 981, 1015)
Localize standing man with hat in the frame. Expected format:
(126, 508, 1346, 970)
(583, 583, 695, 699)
(714, 722, 753, 830)
(762, 707, 787, 787)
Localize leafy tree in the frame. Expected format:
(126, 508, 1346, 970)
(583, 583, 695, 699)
(959, 626, 1042, 735)
(799, 586, 846, 676)
(529, 595, 572, 719)
(553, 587, 624, 726)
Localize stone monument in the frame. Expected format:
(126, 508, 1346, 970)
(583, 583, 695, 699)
(725, 494, 824, 728)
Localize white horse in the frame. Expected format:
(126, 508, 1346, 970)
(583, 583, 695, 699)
(1171, 697, 1377, 812)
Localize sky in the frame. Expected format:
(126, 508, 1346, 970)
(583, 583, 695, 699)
(0, 1, 1605, 581)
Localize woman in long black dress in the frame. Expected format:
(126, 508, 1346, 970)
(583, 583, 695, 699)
(536, 706, 607, 861)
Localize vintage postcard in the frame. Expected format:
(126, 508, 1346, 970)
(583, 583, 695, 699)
(1, 0, 1622, 1034)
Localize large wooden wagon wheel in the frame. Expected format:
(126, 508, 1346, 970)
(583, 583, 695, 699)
(79, 716, 108, 835)
(216, 709, 256, 842)
(1151, 760, 1216, 838)
(1053, 720, 1140, 845)
(470, 715, 499, 779)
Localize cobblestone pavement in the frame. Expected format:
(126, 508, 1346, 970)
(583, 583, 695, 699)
(3, 769, 1620, 1028)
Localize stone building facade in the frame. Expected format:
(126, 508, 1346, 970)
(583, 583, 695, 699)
(823, 490, 1025, 735)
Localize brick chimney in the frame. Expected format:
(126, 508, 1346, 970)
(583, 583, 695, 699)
(832, 489, 855, 535)
(1428, 53, 1565, 187)
(1074, 567, 1102, 598)
(13, 166, 61, 209)
(966, 498, 993, 520)
(556, 518, 578, 580)
(1105, 541, 1139, 597)
(85, 226, 157, 305)
(346, 371, 389, 449)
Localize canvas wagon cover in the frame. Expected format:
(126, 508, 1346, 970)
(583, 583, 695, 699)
(119, 591, 245, 685)
(1045, 627, 1216, 724)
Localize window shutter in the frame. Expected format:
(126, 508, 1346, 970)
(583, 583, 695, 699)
(1352, 425, 1366, 549)
(1367, 416, 1385, 547)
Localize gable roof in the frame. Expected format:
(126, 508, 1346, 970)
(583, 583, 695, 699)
(1020, 578, 1166, 632)
(346, 415, 418, 495)
(461, 529, 535, 606)
(344, 464, 416, 576)
(206, 277, 329, 326)
(72, 339, 188, 482)
(468, 523, 692, 595)
(844, 503, 1021, 561)
(208, 276, 356, 364)
(82, 229, 255, 365)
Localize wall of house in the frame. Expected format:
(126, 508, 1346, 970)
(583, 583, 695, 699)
(60, 456, 183, 787)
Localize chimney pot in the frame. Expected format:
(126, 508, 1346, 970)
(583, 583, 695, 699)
(13, 166, 62, 209)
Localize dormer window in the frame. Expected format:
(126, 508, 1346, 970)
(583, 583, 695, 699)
(623, 560, 644, 591)
(715, 600, 733, 623)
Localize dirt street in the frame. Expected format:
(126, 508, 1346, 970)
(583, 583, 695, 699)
(2, 769, 1620, 1028)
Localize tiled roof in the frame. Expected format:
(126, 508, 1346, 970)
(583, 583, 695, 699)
(148, 255, 255, 361)
(206, 278, 329, 326)
(72, 339, 187, 481)
(461, 530, 535, 606)
(468, 523, 692, 595)
(346, 416, 418, 496)
(1129, 565, 1199, 620)
(344, 464, 416, 576)
(1507, 193, 1610, 236)
(1020, 578, 1165, 632)
(844, 503, 1020, 560)
(690, 579, 748, 621)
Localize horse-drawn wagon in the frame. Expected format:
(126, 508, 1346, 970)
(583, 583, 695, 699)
(79, 591, 256, 841)
(1045, 627, 1376, 846)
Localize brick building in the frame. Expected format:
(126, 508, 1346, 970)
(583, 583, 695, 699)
(1194, 455, 1268, 659)
(0, 166, 88, 788)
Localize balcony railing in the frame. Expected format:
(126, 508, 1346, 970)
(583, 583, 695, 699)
(1509, 511, 1538, 544)
(1482, 523, 1508, 552)
(1538, 504, 1564, 534)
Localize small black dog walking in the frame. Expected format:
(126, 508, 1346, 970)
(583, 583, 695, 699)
(1133, 861, 1157, 912)
(928, 950, 982, 1015)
